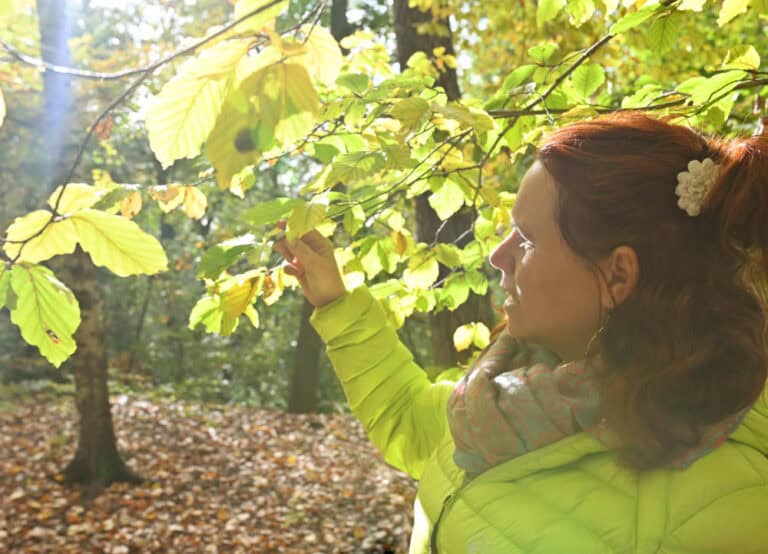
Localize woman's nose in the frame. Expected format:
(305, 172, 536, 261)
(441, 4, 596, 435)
(489, 232, 518, 271)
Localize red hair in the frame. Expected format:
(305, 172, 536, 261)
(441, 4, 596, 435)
(538, 113, 768, 469)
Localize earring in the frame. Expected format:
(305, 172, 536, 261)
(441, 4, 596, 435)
(584, 309, 612, 360)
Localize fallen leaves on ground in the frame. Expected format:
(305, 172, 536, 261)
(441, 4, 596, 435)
(0, 393, 416, 553)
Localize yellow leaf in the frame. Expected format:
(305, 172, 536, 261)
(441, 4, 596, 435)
(221, 271, 262, 318)
(233, 0, 288, 33)
(205, 99, 261, 191)
(120, 191, 143, 219)
(295, 25, 343, 87)
(718, 0, 750, 25)
(146, 40, 250, 168)
(286, 201, 327, 240)
(262, 269, 285, 305)
(453, 324, 474, 352)
(47, 183, 102, 214)
(70, 209, 168, 276)
(149, 184, 184, 212)
(3, 211, 78, 263)
(403, 255, 439, 289)
(182, 187, 208, 220)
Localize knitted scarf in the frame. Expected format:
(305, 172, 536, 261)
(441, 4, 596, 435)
(446, 331, 750, 478)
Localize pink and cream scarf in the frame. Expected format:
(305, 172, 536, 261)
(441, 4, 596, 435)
(447, 331, 750, 478)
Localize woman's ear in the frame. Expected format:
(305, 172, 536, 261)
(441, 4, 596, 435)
(599, 245, 639, 309)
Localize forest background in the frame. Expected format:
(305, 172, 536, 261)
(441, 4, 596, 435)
(0, 0, 766, 551)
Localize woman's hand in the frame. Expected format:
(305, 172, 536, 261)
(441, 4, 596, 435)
(273, 223, 347, 308)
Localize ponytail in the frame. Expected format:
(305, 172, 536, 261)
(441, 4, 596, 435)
(706, 135, 768, 308)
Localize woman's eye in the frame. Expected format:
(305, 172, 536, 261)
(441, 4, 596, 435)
(520, 239, 533, 251)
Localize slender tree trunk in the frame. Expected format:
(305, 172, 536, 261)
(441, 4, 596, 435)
(36, 0, 138, 491)
(393, 0, 493, 367)
(287, 0, 354, 413)
(61, 250, 142, 491)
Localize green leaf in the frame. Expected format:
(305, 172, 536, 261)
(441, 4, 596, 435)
(70, 209, 168, 277)
(286, 200, 327, 240)
(391, 97, 431, 127)
(466, 269, 488, 296)
(565, 0, 595, 26)
(198, 234, 258, 280)
(610, 3, 659, 33)
(433, 243, 462, 269)
(528, 42, 559, 64)
(677, 70, 746, 105)
(537, 0, 563, 26)
(428, 179, 465, 221)
(724, 45, 761, 70)
(753, 0, 768, 14)
(3, 210, 78, 263)
(48, 183, 103, 214)
(188, 294, 226, 334)
(718, 0, 750, 25)
(325, 152, 386, 186)
(571, 63, 606, 99)
(10, 265, 80, 367)
(500, 65, 538, 92)
(0, 264, 9, 309)
(369, 279, 405, 299)
(453, 323, 474, 351)
(233, 0, 288, 32)
(336, 73, 369, 94)
(439, 276, 470, 310)
(243, 197, 304, 227)
(342, 204, 366, 237)
(403, 254, 439, 289)
(147, 39, 249, 168)
(647, 13, 681, 54)
(0, 88, 5, 128)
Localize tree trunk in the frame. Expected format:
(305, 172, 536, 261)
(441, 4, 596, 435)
(287, 0, 354, 413)
(393, 0, 493, 367)
(36, 0, 138, 491)
(61, 250, 142, 490)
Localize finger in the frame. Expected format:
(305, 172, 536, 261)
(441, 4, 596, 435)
(288, 237, 323, 265)
(282, 262, 305, 279)
(299, 229, 333, 255)
(273, 239, 294, 261)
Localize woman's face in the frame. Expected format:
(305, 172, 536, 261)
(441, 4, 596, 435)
(489, 161, 605, 361)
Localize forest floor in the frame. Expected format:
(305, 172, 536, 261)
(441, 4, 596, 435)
(0, 391, 416, 553)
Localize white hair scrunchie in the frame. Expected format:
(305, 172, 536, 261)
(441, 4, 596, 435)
(675, 158, 719, 216)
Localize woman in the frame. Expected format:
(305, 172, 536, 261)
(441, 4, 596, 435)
(276, 113, 768, 553)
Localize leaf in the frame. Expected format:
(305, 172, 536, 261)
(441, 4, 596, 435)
(48, 183, 102, 214)
(233, 0, 288, 33)
(453, 323, 474, 352)
(325, 152, 386, 187)
(146, 40, 250, 168)
(570, 63, 605, 99)
(336, 73, 369, 94)
(610, 3, 659, 33)
(0, 265, 9, 310)
(724, 45, 761, 70)
(565, 0, 595, 26)
(527, 42, 559, 64)
(3, 211, 78, 263)
(428, 179, 465, 221)
(188, 294, 225, 334)
(220, 271, 263, 319)
(183, 187, 208, 220)
(9, 265, 80, 367)
(677, 70, 746, 105)
(286, 201, 327, 240)
(500, 65, 537, 92)
(70, 209, 168, 277)
(537, 0, 563, 26)
(403, 255, 439, 289)
(718, 0, 750, 25)
(243, 197, 304, 227)
(205, 100, 261, 191)
(391, 97, 430, 127)
(647, 12, 680, 54)
(472, 322, 491, 349)
(149, 184, 184, 212)
(0, 88, 5, 128)
(198, 234, 258, 280)
(433, 243, 462, 269)
(120, 191, 143, 219)
(295, 25, 343, 87)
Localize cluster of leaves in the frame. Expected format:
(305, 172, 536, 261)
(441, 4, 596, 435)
(1, 0, 767, 367)
(0, 392, 415, 552)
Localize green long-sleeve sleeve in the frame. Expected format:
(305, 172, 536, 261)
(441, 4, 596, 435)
(310, 286, 458, 479)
